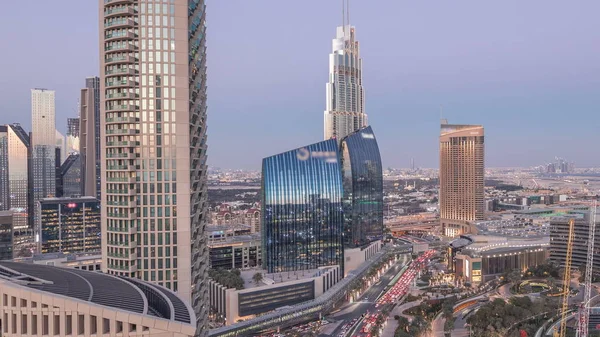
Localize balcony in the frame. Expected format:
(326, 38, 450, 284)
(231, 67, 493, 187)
(105, 140, 139, 147)
(106, 176, 136, 184)
(107, 225, 136, 234)
(106, 188, 136, 196)
(105, 43, 136, 53)
(105, 116, 138, 124)
(105, 92, 137, 101)
(106, 240, 131, 247)
(106, 165, 135, 171)
(105, 30, 135, 42)
(104, 18, 135, 30)
(105, 55, 136, 65)
(106, 104, 137, 112)
(105, 67, 136, 77)
(104, 0, 134, 6)
(104, 6, 135, 18)
(106, 128, 139, 135)
(107, 212, 137, 220)
(107, 264, 135, 272)
(106, 152, 136, 160)
(106, 200, 130, 206)
(105, 79, 136, 89)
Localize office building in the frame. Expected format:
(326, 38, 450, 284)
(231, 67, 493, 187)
(80, 77, 101, 200)
(439, 121, 485, 237)
(66, 117, 80, 154)
(340, 126, 383, 248)
(324, 24, 366, 143)
(37, 197, 100, 255)
(0, 124, 32, 247)
(31, 89, 56, 201)
(549, 211, 600, 272)
(0, 211, 13, 260)
(100, 0, 209, 333)
(262, 139, 344, 273)
(0, 261, 196, 337)
(60, 153, 83, 197)
(207, 225, 261, 270)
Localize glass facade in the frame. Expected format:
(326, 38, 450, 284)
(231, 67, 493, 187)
(38, 197, 100, 254)
(60, 154, 82, 197)
(340, 126, 383, 248)
(0, 124, 32, 247)
(262, 139, 344, 273)
(0, 212, 13, 260)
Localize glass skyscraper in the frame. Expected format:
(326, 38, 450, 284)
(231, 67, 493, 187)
(340, 126, 383, 248)
(100, 0, 209, 334)
(262, 139, 344, 273)
(0, 124, 32, 247)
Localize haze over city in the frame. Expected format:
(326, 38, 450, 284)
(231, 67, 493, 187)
(0, 0, 598, 169)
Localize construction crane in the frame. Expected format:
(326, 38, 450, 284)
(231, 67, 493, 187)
(577, 201, 597, 337)
(555, 218, 576, 337)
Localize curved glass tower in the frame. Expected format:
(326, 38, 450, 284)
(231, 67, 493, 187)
(262, 139, 344, 273)
(340, 126, 383, 248)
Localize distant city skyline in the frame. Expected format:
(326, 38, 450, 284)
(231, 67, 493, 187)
(0, 1, 598, 169)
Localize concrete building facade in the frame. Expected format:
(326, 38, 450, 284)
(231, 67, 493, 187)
(31, 89, 56, 202)
(99, 1, 209, 334)
(0, 261, 196, 337)
(439, 121, 485, 237)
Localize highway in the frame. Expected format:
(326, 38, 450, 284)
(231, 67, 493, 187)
(316, 254, 411, 337)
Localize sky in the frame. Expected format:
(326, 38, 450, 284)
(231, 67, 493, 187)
(0, 1, 598, 169)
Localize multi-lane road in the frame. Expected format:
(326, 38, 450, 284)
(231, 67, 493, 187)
(317, 254, 411, 337)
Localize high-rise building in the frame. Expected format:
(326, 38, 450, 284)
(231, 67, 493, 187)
(0, 124, 33, 248)
(340, 126, 383, 248)
(262, 139, 344, 273)
(81, 77, 101, 200)
(80, 81, 99, 199)
(549, 212, 600, 272)
(100, 1, 209, 334)
(0, 211, 14, 260)
(60, 153, 82, 197)
(439, 120, 485, 237)
(36, 196, 101, 254)
(324, 25, 366, 143)
(66, 117, 80, 154)
(31, 89, 56, 201)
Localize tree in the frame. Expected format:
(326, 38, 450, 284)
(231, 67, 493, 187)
(507, 269, 522, 284)
(252, 272, 263, 285)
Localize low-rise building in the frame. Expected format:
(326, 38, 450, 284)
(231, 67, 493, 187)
(0, 261, 196, 336)
(0, 211, 13, 260)
(209, 266, 341, 326)
(13, 252, 102, 272)
(208, 234, 262, 270)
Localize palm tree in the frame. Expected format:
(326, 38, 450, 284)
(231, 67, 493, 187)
(252, 272, 263, 285)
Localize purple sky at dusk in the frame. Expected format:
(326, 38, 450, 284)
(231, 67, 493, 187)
(0, 1, 598, 169)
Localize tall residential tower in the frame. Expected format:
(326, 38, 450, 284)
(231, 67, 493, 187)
(439, 121, 485, 237)
(324, 24, 366, 143)
(31, 89, 56, 201)
(100, 0, 209, 334)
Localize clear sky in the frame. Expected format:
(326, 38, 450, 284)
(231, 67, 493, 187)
(0, 1, 598, 169)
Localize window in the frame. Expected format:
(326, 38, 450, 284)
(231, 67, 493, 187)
(42, 315, 49, 335)
(22, 314, 28, 334)
(90, 315, 97, 334)
(65, 315, 72, 335)
(54, 314, 60, 335)
(103, 318, 110, 334)
(32, 314, 38, 335)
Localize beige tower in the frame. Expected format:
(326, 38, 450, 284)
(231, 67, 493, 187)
(100, 0, 209, 335)
(439, 121, 484, 237)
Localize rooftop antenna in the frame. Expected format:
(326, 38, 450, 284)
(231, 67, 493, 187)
(347, 0, 350, 30)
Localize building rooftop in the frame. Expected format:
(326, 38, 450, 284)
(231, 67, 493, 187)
(0, 261, 194, 324)
(38, 196, 99, 204)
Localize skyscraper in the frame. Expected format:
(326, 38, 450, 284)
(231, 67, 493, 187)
(80, 80, 99, 199)
(262, 139, 344, 273)
(31, 89, 56, 201)
(0, 124, 32, 248)
(66, 117, 80, 154)
(81, 76, 101, 200)
(439, 120, 485, 237)
(340, 126, 383, 248)
(100, 1, 209, 334)
(324, 24, 366, 143)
